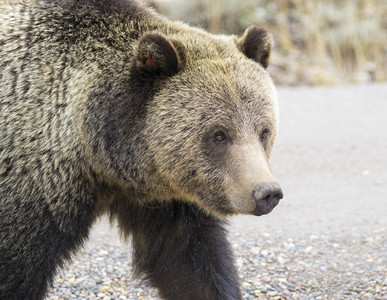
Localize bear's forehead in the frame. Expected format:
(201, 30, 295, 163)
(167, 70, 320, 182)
(175, 58, 274, 108)
(156, 64, 275, 130)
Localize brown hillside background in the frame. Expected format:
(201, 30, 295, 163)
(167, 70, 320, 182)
(145, 0, 387, 86)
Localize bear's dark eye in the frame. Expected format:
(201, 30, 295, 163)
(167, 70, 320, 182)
(214, 131, 227, 144)
(260, 129, 269, 142)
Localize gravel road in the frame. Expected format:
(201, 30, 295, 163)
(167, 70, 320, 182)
(48, 83, 387, 299)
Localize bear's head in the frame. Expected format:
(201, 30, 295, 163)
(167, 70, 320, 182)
(83, 25, 283, 217)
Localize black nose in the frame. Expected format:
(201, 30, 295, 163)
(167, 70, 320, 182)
(252, 182, 283, 216)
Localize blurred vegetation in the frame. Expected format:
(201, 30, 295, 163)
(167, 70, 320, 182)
(145, 0, 387, 85)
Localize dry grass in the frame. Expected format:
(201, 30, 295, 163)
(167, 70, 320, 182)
(147, 0, 387, 85)
(286, 0, 386, 84)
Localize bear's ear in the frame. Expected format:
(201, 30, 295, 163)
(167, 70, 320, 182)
(236, 26, 273, 69)
(135, 33, 183, 77)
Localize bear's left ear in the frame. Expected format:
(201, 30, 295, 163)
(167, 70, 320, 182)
(236, 26, 273, 69)
(135, 33, 183, 77)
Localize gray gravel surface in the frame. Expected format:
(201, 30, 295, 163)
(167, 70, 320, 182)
(48, 84, 387, 299)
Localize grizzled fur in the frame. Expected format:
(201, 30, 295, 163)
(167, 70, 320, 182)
(0, 0, 280, 299)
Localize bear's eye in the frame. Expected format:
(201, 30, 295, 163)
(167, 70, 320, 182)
(214, 131, 227, 144)
(260, 129, 269, 142)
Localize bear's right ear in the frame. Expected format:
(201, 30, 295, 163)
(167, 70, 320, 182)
(236, 26, 273, 69)
(135, 33, 183, 77)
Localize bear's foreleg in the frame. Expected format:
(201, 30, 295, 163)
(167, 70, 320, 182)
(120, 201, 241, 300)
(0, 199, 93, 300)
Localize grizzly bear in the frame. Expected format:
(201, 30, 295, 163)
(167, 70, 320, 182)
(0, 0, 283, 299)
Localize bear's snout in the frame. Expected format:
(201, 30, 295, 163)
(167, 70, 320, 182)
(252, 182, 283, 216)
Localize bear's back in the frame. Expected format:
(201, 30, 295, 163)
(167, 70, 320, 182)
(0, 0, 147, 165)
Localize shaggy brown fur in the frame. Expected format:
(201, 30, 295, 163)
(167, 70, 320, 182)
(0, 0, 282, 299)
